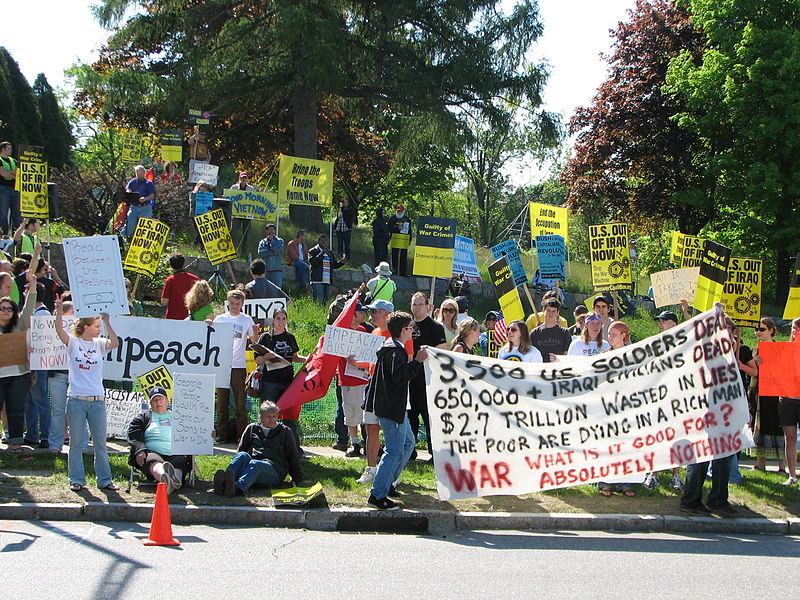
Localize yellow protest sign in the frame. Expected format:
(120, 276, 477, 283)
(588, 223, 631, 291)
(529, 202, 569, 245)
(489, 256, 525, 322)
(137, 365, 173, 400)
(720, 257, 762, 327)
(670, 232, 707, 267)
(783, 253, 800, 320)
(278, 154, 334, 207)
(223, 189, 278, 220)
(194, 209, 237, 266)
(693, 240, 731, 312)
(16, 145, 49, 219)
(412, 216, 458, 278)
(160, 130, 183, 162)
(120, 131, 144, 164)
(124, 218, 170, 277)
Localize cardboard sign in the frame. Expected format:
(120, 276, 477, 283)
(16, 145, 49, 219)
(278, 154, 334, 207)
(29, 315, 76, 369)
(488, 255, 524, 322)
(720, 257, 762, 327)
(224, 189, 278, 220)
(187, 109, 210, 125)
(413, 216, 458, 278)
(120, 131, 144, 164)
(452, 236, 482, 282)
(194, 209, 237, 266)
(137, 365, 174, 399)
(783, 253, 800, 320)
(160, 130, 183, 162)
(758, 342, 800, 397)
(63, 235, 129, 317)
(588, 223, 631, 290)
(529, 202, 569, 245)
(491, 239, 527, 287)
(105, 388, 146, 440)
(0, 332, 27, 368)
(124, 218, 170, 277)
(171, 372, 215, 455)
(535, 235, 566, 283)
(650, 267, 699, 308)
(693, 240, 731, 312)
(323, 325, 385, 363)
(670, 232, 707, 267)
(426, 305, 752, 500)
(189, 160, 219, 185)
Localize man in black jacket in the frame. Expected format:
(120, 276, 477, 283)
(362, 311, 429, 510)
(213, 400, 307, 496)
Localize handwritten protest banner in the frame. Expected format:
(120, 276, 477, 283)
(0, 332, 27, 368)
(160, 130, 182, 162)
(783, 253, 800, 320)
(693, 240, 731, 312)
(137, 365, 174, 399)
(535, 235, 566, 283)
(63, 235, 129, 317)
(30, 315, 76, 369)
(124, 218, 170, 277)
(278, 154, 334, 207)
(413, 216, 458, 278)
(425, 305, 753, 500)
(323, 325, 385, 363)
(720, 257, 762, 327)
(171, 372, 215, 455)
(650, 267, 699, 308)
(105, 388, 146, 439)
(670, 232, 707, 267)
(16, 145, 49, 219)
(491, 239, 527, 287)
(452, 235, 482, 283)
(194, 209, 237, 266)
(188, 160, 219, 185)
(223, 189, 278, 220)
(529, 202, 569, 245)
(120, 131, 144, 164)
(758, 342, 800, 397)
(488, 255, 524, 322)
(588, 223, 631, 291)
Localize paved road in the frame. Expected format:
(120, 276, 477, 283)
(2, 521, 797, 598)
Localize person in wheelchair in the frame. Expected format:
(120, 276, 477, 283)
(127, 386, 191, 495)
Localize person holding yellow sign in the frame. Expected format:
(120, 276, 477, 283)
(388, 204, 412, 276)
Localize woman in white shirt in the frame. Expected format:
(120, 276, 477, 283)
(436, 298, 459, 345)
(567, 313, 610, 357)
(497, 320, 543, 363)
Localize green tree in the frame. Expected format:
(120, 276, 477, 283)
(665, 0, 800, 303)
(0, 48, 42, 147)
(33, 74, 74, 169)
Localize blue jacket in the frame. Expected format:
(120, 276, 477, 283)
(257, 236, 285, 272)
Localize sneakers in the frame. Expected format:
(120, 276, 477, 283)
(367, 494, 400, 511)
(163, 461, 181, 491)
(345, 443, 362, 457)
(388, 484, 399, 498)
(709, 504, 739, 517)
(782, 477, 797, 486)
(679, 503, 712, 515)
(159, 471, 175, 495)
(357, 466, 376, 484)
(669, 474, 684, 491)
(213, 469, 226, 496)
(642, 472, 660, 490)
(331, 441, 348, 452)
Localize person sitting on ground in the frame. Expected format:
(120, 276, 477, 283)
(530, 299, 572, 362)
(127, 386, 191, 495)
(160, 253, 199, 320)
(213, 400, 308, 497)
(451, 318, 480, 354)
(366, 262, 396, 303)
(566, 312, 610, 357)
(567, 305, 588, 338)
(184, 279, 215, 322)
(245, 258, 290, 301)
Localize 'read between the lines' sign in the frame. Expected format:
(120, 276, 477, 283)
(424, 305, 753, 501)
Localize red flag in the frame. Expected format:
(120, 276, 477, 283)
(276, 291, 361, 413)
(145, 167, 155, 182)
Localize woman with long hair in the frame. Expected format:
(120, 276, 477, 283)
(184, 279, 214, 321)
(436, 298, 459, 344)
(498, 320, 542, 362)
(567, 312, 610, 356)
(451, 318, 480, 354)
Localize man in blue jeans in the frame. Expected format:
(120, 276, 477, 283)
(213, 400, 308, 496)
(125, 165, 156, 237)
(680, 454, 737, 516)
(0, 141, 20, 236)
(362, 311, 429, 510)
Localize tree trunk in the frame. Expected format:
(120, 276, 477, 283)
(288, 81, 324, 232)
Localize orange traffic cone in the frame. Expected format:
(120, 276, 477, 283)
(142, 481, 180, 546)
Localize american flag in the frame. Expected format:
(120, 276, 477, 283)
(494, 316, 508, 344)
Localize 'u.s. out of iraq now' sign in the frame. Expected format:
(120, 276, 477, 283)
(424, 305, 753, 501)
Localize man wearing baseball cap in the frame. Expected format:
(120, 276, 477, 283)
(653, 310, 679, 331)
(231, 171, 254, 191)
(387, 204, 412, 276)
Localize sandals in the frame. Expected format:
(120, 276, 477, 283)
(70, 483, 84, 492)
(598, 486, 612, 497)
(621, 487, 636, 497)
(101, 482, 120, 491)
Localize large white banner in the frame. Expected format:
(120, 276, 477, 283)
(425, 305, 753, 501)
(171, 372, 215, 455)
(63, 235, 129, 317)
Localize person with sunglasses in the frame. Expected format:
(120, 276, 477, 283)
(567, 313, 610, 357)
(436, 298, 459, 345)
(498, 320, 543, 363)
(479, 311, 499, 357)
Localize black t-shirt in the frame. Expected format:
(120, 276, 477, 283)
(412, 316, 446, 356)
(738, 344, 753, 389)
(530, 324, 572, 362)
(255, 330, 299, 384)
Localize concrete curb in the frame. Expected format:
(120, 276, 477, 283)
(0, 502, 794, 535)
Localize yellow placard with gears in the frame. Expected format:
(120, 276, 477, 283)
(16, 145, 49, 219)
(137, 365, 173, 400)
(124, 217, 170, 277)
(720, 257, 762, 327)
(588, 223, 631, 291)
(194, 209, 237, 266)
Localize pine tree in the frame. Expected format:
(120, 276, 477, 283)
(33, 74, 74, 169)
